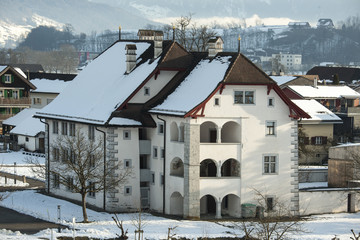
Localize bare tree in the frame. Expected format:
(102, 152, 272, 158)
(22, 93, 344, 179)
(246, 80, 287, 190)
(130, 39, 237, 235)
(131, 208, 148, 240)
(28, 130, 132, 223)
(174, 14, 193, 48)
(112, 213, 129, 239)
(231, 189, 306, 240)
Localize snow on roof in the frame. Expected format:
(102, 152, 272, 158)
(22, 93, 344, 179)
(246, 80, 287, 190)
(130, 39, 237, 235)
(9, 109, 44, 137)
(35, 41, 156, 124)
(0, 65, 7, 73)
(108, 117, 141, 126)
(151, 56, 231, 115)
(292, 99, 342, 123)
(2, 108, 38, 126)
(331, 142, 360, 148)
(270, 75, 297, 85)
(30, 79, 70, 94)
(14, 67, 27, 79)
(289, 85, 360, 99)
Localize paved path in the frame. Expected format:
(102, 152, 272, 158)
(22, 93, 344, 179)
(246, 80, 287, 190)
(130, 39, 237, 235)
(0, 206, 66, 234)
(0, 171, 45, 191)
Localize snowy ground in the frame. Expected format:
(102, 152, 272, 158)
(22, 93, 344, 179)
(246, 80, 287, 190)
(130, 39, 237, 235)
(0, 176, 29, 187)
(0, 190, 359, 240)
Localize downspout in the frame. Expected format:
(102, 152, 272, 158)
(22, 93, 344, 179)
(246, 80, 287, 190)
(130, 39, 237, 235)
(157, 115, 166, 214)
(40, 119, 50, 193)
(95, 127, 106, 211)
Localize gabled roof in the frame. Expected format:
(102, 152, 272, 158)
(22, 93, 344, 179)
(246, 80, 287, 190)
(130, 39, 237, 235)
(307, 66, 360, 84)
(29, 72, 76, 81)
(3, 108, 44, 137)
(0, 65, 36, 90)
(0, 63, 44, 73)
(3, 108, 38, 127)
(292, 99, 342, 124)
(286, 85, 360, 99)
(30, 79, 70, 94)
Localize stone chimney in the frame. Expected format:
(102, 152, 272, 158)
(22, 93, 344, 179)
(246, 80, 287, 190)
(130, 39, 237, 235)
(208, 36, 223, 57)
(125, 44, 137, 74)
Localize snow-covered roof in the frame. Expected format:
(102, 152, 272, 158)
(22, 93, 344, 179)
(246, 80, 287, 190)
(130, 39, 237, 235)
(288, 85, 360, 99)
(35, 41, 156, 125)
(292, 99, 342, 123)
(0, 65, 27, 79)
(2, 108, 38, 126)
(151, 56, 232, 115)
(331, 142, 360, 148)
(0, 65, 7, 73)
(270, 75, 297, 86)
(108, 117, 141, 126)
(30, 79, 70, 94)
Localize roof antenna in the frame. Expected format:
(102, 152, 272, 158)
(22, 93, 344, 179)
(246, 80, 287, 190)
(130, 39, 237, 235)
(172, 25, 176, 42)
(119, 25, 121, 40)
(238, 35, 241, 53)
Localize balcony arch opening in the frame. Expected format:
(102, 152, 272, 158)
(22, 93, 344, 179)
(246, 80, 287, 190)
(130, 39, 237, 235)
(200, 121, 217, 143)
(170, 191, 183, 216)
(221, 194, 241, 217)
(221, 121, 241, 143)
(170, 122, 179, 141)
(200, 159, 217, 177)
(200, 194, 216, 216)
(221, 158, 240, 177)
(170, 157, 184, 177)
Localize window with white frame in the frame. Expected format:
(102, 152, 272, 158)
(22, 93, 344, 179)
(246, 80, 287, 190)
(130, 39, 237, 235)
(4, 74, 11, 83)
(123, 130, 131, 140)
(266, 121, 276, 136)
(88, 125, 95, 140)
(158, 123, 164, 134)
(234, 90, 254, 104)
(61, 122, 68, 135)
(124, 186, 132, 196)
(315, 136, 322, 145)
(263, 155, 277, 174)
(124, 159, 132, 168)
(33, 98, 41, 105)
(53, 121, 59, 134)
(69, 123, 75, 136)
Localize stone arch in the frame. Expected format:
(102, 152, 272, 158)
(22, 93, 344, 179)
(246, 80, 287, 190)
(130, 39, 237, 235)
(221, 158, 240, 177)
(200, 121, 218, 143)
(170, 191, 183, 216)
(170, 157, 184, 177)
(221, 194, 241, 217)
(221, 121, 241, 143)
(170, 122, 179, 141)
(200, 194, 217, 215)
(200, 159, 217, 177)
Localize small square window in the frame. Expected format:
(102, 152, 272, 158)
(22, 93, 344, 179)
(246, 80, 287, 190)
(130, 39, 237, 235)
(123, 130, 131, 140)
(316, 153, 321, 158)
(158, 123, 164, 134)
(124, 186, 132, 195)
(153, 146, 158, 159)
(144, 87, 150, 96)
(268, 98, 274, 107)
(214, 98, 220, 106)
(124, 159, 132, 168)
(25, 137, 29, 142)
(4, 74, 12, 83)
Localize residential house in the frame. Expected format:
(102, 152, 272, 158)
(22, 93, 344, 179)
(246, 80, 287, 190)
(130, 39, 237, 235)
(317, 19, 334, 29)
(272, 52, 302, 71)
(34, 31, 309, 219)
(288, 22, 311, 29)
(0, 65, 36, 133)
(2, 108, 44, 152)
(270, 75, 316, 88)
(282, 84, 360, 142)
(307, 66, 360, 85)
(292, 99, 342, 164)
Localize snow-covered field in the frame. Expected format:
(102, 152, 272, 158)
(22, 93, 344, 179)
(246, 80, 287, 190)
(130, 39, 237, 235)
(0, 190, 358, 240)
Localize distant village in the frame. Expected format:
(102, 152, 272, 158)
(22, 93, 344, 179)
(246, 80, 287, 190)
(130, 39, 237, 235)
(1, 23, 360, 221)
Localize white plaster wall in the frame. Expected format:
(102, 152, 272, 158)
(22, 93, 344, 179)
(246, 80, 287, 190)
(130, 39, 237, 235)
(199, 178, 241, 200)
(300, 190, 360, 215)
(30, 92, 58, 109)
(18, 135, 36, 152)
(129, 71, 178, 104)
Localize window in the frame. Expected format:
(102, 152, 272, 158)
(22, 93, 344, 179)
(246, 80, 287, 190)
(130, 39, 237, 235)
(69, 123, 75, 136)
(4, 74, 12, 83)
(53, 173, 60, 188)
(61, 149, 68, 163)
(47, 99, 53, 104)
(67, 177, 74, 191)
(268, 98, 274, 107)
(158, 123, 164, 134)
(53, 148, 60, 162)
(33, 98, 41, 105)
(124, 159, 132, 168)
(123, 130, 131, 140)
(69, 149, 76, 164)
(89, 154, 96, 168)
(266, 121, 276, 135)
(316, 153, 321, 158)
(88, 182, 95, 197)
(151, 172, 155, 185)
(234, 91, 254, 104)
(263, 155, 277, 174)
(161, 148, 165, 159)
(266, 197, 274, 211)
(53, 121, 59, 134)
(312, 136, 327, 145)
(214, 97, 220, 106)
(160, 174, 164, 185)
(61, 122, 68, 135)
(124, 186, 132, 196)
(88, 125, 95, 140)
(153, 146, 158, 158)
(25, 137, 29, 142)
(144, 87, 150, 96)
(315, 136, 322, 145)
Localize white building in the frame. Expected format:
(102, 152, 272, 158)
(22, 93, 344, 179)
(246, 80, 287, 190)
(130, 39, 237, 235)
(272, 52, 302, 69)
(35, 32, 310, 219)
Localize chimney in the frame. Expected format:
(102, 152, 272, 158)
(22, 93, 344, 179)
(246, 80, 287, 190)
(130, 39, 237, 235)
(172, 25, 176, 41)
(154, 31, 163, 58)
(208, 36, 223, 57)
(314, 76, 318, 88)
(125, 44, 137, 74)
(238, 35, 241, 53)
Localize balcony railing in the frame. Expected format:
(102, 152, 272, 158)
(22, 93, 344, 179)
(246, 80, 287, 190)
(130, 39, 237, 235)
(0, 97, 31, 106)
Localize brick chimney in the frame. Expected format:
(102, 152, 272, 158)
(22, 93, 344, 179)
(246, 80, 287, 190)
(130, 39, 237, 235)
(125, 44, 137, 74)
(208, 36, 224, 57)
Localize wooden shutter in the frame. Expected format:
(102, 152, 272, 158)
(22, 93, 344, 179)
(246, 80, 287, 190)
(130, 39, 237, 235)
(322, 137, 327, 145)
(311, 137, 316, 145)
(11, 75, 14, 83)
(1, 75, 4, 83)
(19, 90, 23, 98)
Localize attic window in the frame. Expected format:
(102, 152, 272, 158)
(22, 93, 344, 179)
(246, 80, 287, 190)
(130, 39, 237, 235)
(144, 87, 150, 96)
(4, 74, 12, 84)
